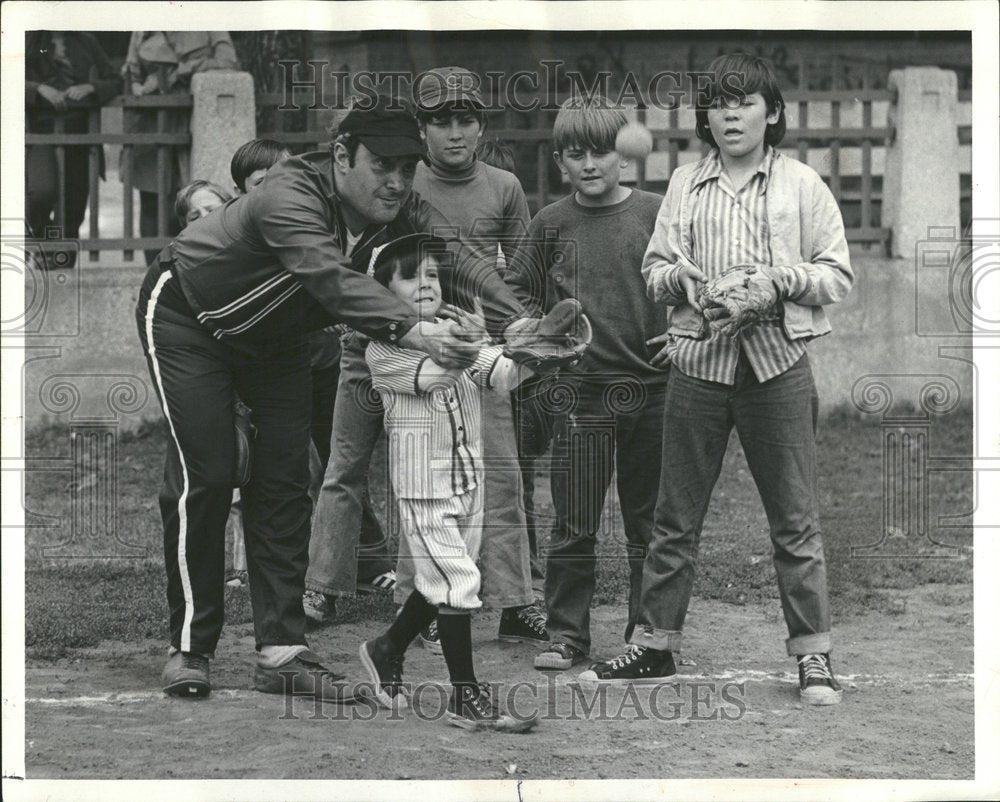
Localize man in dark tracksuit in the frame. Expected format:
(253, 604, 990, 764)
(135, 99, 526, 700)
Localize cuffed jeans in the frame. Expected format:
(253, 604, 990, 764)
(631, 351, 832, 657)
(544, 381, 665, 655)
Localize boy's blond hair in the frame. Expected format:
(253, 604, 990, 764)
(553, 95, 628, 153)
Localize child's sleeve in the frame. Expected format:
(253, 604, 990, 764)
(641, 168, 700, 306)
(366, 340, 429, 396)
(765, 176, 855, 307)
(469, 345, 532, 393)
(503, 214, 548, 316)
(498, 178, 531, 263)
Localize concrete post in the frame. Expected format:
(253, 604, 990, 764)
(190, 71, 256, 194)
(883, 67, 960, 258)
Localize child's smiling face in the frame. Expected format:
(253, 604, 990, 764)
(707, 91, 780, 160)
(388, 255, 443, 320)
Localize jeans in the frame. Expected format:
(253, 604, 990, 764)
(543, 381, 665, 654)
(306, 334, 393, 597)
(513, 377, 556, 596)
(631, 352, 832, 657)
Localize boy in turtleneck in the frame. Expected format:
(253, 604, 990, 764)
(407, 66, 548, 652)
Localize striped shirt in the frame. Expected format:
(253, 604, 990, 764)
(667, 148, 806, 384)
(367, 341, 516, 500)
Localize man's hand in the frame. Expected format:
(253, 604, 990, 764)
(645, 331, 672, 367)
(37, 84, 66, 110)
(676, 264, 708, 312)
(131, 75, 159, 96)
(64, 83, 95, 101)
(438, 300, 490, 347)
(400, 319, 480, 369)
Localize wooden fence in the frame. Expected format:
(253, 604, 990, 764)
(25, 88, 972, 260)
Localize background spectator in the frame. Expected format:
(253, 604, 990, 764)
(122, 31, 239, 264)
(25, 31, 121, 269)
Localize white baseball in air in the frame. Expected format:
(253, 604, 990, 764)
(615, 122, 653, 159)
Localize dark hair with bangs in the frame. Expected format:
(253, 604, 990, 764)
(230, 138, 291, 193)
(415, 100, 487, 129)
(372, 235, 450, 288)
(695, 53, 787, 148)
(477, 138, 516, 173)
(553, 95, 628, 154)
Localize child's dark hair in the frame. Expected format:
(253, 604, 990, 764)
(174, 180, 232, 226)
(371, 234, 450, 288)
(230, 138, 290, 192)
(553, 95, 628, 154)
(695, 53, 786, 148)
(476, 138, 516, 173)
(415, 100, 487, 129)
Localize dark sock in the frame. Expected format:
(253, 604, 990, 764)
(384, 590, 438, 654)
(437, 611, 477, 688)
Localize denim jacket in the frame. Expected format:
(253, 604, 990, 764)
(641, 149, 854, 341)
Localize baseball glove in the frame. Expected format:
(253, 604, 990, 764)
(233, 397, 257, 488)
(503, 298, 593, 373)
(698, 264, 779, 338)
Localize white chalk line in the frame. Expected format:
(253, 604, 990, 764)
(25, 671, 974, 707)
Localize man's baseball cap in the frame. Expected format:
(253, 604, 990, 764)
(337, 95, 424, 158)
(415, 66, 485, 111)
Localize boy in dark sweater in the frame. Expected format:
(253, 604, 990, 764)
(506, 96, 669, 670)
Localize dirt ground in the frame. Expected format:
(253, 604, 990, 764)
(24, 582, 973, 781)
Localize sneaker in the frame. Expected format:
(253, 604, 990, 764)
(357, 570, 397, 595)
(162, 650, 211, 698)
(446, 682, 539, 734)
(303, 590, 336, 626)
(254, 649, 357, 704)
(359, 637, 408, 711)
(577, 644, 677, 685)
(419, 619, 443, 655)
(498, 604, 547, 645)
(534, 642, 586, 671)
(797, 653, 843, 706)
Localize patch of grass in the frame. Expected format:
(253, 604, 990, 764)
(23, 409, 973, 658)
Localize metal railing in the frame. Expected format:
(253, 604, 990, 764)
(25, 87, 973, 260)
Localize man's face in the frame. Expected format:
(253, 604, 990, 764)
(706, 91, 780, 160)
(388, 255, 442, 320)
(554, 145, 624, 206)
(335, 143, 418, 226)
(420, 110, 482, 170)
(185, 188, 225, 225)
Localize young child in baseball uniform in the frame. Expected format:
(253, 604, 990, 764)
(358, 232, 539, 732)
(581, 54, 853, 705)
(504, 95, 669, 672)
